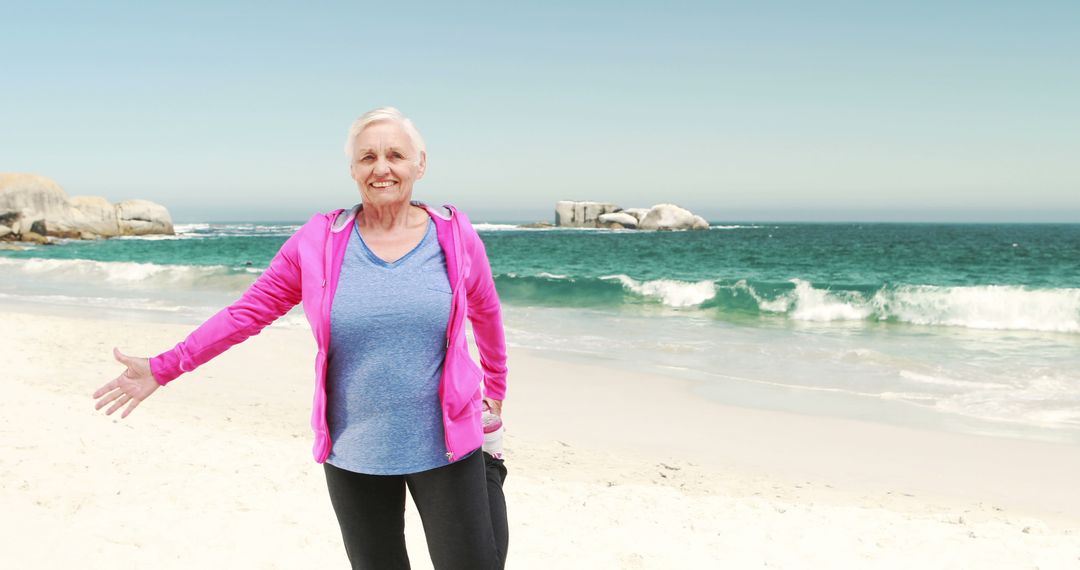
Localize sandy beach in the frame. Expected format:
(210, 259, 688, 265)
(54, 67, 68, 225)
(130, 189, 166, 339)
(2, 305, 1079, 569)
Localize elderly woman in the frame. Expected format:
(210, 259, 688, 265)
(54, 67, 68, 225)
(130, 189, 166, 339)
(92, 107, 510, 570)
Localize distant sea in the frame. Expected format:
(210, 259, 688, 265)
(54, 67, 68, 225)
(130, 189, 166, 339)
(3, 220, 1079, 444)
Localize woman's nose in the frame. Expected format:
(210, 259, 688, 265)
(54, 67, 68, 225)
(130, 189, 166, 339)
(373, 158, 390, 176)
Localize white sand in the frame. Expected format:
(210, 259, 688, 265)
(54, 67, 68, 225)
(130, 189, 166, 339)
(2, 306, 1079, 569)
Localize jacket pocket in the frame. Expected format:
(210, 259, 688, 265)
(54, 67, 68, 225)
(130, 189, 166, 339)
(445, 351, 484, 419)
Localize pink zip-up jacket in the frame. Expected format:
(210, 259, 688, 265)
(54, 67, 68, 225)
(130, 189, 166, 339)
(149, 202, 508, 464)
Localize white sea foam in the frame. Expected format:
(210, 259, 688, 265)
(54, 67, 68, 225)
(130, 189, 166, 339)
(537, 272, 569, 280)
(899, 370, 1011, 390)
(0, 292, 188, 312)
(878, 391, 937, 401)
(498, 305, 1080, 436)
(173, 223, 211, 233)
(217, 223, 300, 233)
(472, 223, 613, 232)
(734, 279, 870, 320)
(163, 222, 300, 238)
(735, 279, 1080, 333)
(874, 285, 1080, 333)
(786, 279, 872, 321)
(471, 223, 522, 231)
(601, 274, 717, 308)
(472, 222, 760, 231)
(931, 380, 1080, 429)
(0, 257, 254, 292)
(733, 280, 792, 313)
(112, 234, 195, 240)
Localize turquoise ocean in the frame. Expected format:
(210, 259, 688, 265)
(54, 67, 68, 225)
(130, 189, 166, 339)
(3, 220, 1079, 444)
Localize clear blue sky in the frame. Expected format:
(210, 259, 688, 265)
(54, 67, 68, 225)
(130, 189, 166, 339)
(2, 1, 1078, 222)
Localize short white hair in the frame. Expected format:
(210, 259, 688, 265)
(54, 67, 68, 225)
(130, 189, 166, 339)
(343, 107, 426, 163)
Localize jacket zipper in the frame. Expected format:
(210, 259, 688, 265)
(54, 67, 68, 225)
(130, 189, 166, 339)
(316, 213, 340, 461)
(442, 207, 465, 462)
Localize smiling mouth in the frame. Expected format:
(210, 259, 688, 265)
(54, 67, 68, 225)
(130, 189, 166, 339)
(370, 180, 398, 189)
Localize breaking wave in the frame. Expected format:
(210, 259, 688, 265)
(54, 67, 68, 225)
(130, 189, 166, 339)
(493, 273, 1080, 333)
(3, 256, 1078, 334)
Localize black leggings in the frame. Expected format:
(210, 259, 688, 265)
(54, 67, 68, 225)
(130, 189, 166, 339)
(323, 450, 508, 570)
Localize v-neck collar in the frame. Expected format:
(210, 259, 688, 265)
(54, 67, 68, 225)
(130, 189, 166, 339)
(352, 217, 434, 268)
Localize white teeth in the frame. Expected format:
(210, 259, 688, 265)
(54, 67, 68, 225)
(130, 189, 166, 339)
(371, 181, 397, 188)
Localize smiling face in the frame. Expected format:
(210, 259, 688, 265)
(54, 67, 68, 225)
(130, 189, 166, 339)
(349, 120, 427, 208)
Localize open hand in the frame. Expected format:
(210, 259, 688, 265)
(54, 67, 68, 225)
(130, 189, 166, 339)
(93, 347, 160, 418)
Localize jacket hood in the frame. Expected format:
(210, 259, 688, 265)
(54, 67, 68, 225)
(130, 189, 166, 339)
(330, 201, 454, 233)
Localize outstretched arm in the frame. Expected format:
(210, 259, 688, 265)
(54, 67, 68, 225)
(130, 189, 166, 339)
(92, 223, 309, 418)
(148, 228, 305, 385)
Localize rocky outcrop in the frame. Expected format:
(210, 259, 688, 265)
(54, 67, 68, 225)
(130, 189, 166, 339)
(621, 208, 649, 223)
(598, 212, 639, 229)
(555, 201, 621, 228)
(68, 196, 120, 238)
(116, 200, 173, 235)
(0, 173, 70, 217)
(638, 204, 710, 231)
(0, 173, 174, 241)
(555, 201, 709, 231)
(0, 210, 49, 243)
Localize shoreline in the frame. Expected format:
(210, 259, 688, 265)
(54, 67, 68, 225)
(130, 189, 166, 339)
(3, 303, 1080, 568)
(505, 347, 1080, 526)
(7, 288, 1074, 447)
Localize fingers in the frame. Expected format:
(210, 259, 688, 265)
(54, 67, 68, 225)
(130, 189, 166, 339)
(92, 379, 118, 399)
(106, 393, 132, 415)
(94, 347, 130, 399)
(95, 387, 125, 411)
(121, 397, 141, 419)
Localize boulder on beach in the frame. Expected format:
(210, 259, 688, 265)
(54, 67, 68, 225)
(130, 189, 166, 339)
(0, 173, 70, 218)
(68, 196, 121, 237)
(116, 199, 174, 236)
(0, 173, 174, 240)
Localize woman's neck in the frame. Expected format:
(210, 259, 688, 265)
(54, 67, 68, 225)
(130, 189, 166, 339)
(358, 200, 418, 232)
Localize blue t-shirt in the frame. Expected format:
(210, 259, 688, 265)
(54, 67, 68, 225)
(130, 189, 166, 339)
(325, 219, 453, 475)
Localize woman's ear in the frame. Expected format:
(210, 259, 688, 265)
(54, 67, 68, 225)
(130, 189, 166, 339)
(417, 151, 427, 180)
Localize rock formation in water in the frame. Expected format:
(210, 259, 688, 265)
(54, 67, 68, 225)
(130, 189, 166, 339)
(0, 173, 174, 242)
(555, 200, 708, 230)
(554, 201, 621, 228)
(597, 212, 639, 229)
(638, 203, 710, 231)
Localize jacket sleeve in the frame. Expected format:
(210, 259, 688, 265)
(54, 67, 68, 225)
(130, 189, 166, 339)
(461, 215, 509, 401)
(149, 226, 305, 385)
